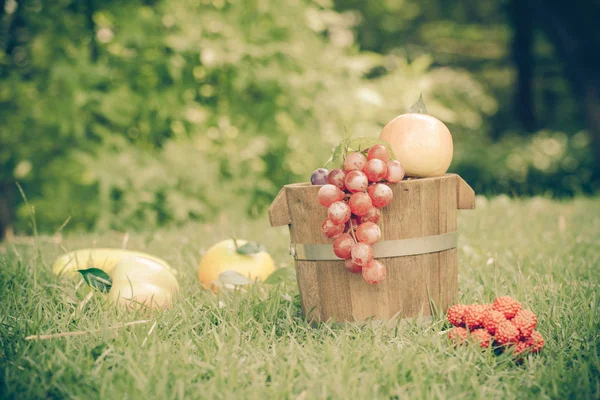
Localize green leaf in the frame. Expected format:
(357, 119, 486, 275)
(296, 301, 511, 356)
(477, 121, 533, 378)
(78, 268, 112, 293)
(235, 241, 266, 255)
(324, 136, 349, 169)
(264, 267, 296, 284)
(217, 270, 254, 286)
(408, 93, 428, 114)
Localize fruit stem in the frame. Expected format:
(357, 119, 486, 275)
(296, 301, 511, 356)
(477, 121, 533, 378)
(349, 219, 358, 242)
(232, 237, 239, 249)
(408, 93, 428, 114)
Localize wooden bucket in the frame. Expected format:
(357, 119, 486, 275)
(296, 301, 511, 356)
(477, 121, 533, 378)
(268, 173, 475, 323)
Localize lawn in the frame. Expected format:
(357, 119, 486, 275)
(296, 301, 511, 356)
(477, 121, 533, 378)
(1, 196, 599, 399)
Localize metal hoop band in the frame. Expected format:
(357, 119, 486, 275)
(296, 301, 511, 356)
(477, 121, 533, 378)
(291, 232, 458, 261)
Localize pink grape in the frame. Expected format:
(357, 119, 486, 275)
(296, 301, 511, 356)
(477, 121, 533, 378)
(351, 242, 374, 267)
(344, 170, 368, 193)
(385, 160, 405, 183)
(357, 207, 380, 224)
(368, 183, 393, 208)
(343, 152, 367, 172)
(367, 144, 390, 162)
(356, 222, 381, 245)
(333, 233, 355, 259)
(328, 201, 351, 224)
(363, 159, 388, 183)
(362, 259, 387, 284)
(345, 258, 362, 273)
(348, 192, 372, 216)
(322, 218, 345, 238)
(327, 168, 346, 190)
(318, 184, 344, 207)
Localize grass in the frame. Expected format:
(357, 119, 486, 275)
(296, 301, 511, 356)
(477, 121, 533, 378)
(1, 195, 599, 399)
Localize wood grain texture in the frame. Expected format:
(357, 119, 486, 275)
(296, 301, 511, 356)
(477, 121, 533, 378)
(285, 183, 328, 245)
(295, 261, 321, 320)
(268, 187, 291, 227)
(280, 174, 470, 322)
(438, 176, 458, 311)
(456, 175, 476, 210)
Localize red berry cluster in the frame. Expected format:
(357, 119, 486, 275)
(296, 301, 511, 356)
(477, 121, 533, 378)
(447, 296, 544, 358)
(315, 145, 405, 284)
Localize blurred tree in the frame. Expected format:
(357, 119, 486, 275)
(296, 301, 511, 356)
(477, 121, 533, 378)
(0, 0, 108, 239)
(509, 0, 536, 132)
(528, 0, 600, 177)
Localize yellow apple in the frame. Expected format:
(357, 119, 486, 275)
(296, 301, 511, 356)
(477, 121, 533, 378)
(108, 281, 174, 310)
(197, 239, 276, 288)
(108, 257, 179, 310)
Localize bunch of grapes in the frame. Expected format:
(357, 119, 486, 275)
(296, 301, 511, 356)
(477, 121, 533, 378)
(311, 144, 406, 284)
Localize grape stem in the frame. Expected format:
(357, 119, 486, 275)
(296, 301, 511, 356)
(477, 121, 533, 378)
(348, 219, 358, 242)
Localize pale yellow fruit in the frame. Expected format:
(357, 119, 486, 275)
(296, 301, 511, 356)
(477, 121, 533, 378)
(109, 281, 173, 310)
(379, 113, 453, 177)
(52, 248, 174, 278)
(109, 257, 179, 291)
(197, 239, 276, 288)
(108, 257, 179, 310)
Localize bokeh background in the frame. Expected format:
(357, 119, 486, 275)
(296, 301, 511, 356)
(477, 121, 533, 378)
(1, 0, 599, 239)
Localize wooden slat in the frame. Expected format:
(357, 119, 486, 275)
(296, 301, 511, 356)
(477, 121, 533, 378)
(348, 260, 390, 321)
(395, 255, 428, 317)
(456, 175, 475, 210)
(286, 183, 329, 245)
(316, 260, 354, 321)
(268, 187, 290, 227)
(439, 249, 458, 311)
(439, 176, 458, 311)
(295, 261, 321, 321)
(382, 179, 421, 318)
(419, 177, 440, 316)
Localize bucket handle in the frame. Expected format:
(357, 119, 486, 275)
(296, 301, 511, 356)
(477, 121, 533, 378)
(456, 175, 475, 210)
(268, 186, 290, 227)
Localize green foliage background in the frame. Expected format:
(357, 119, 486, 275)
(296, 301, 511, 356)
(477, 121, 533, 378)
(0, 0, 596, 235)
